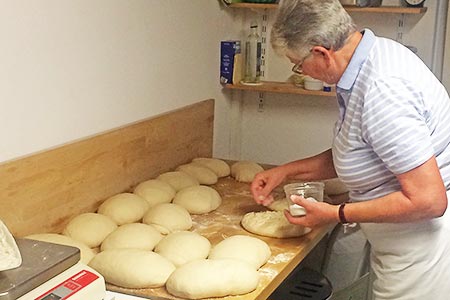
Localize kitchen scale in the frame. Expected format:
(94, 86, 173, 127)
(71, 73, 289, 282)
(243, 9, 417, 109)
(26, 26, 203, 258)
(0, 238, 106, 300)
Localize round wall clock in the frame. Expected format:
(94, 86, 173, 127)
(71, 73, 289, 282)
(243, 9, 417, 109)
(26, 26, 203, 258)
(404, 0, 425, 7)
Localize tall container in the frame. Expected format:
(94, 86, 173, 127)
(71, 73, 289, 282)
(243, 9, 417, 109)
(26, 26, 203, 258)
(244, 22, 261, 84)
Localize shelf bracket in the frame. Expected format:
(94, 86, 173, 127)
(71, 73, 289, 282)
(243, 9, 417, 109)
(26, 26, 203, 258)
(258, 92, 265, 112)
(396, 13, 405, 44)
(260, 8, 269, 79)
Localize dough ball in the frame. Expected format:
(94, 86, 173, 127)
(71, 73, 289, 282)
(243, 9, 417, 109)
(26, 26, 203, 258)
(63, 213, 117, 248)
(323, 178, 348, 195)
(133, 181, 174, 207)
(134, 179, 176, 197)
(173, 185, 222, 214)
(142, 203, 192, 234)
(166, 259, 259, 299)
(25, 233, 95, 264)
(97, 193, 149, 225)
(267, 198, 288, 212)
(192, 157, 231, 177)
(154, 231, 211, 267)
(231, 161, 264, 183)
(241, 211, 311, 238)
(100, 223, 163, 252)
(157, 171, 199, 191)
(209, 235, 271, 269)
(176, 163, 218, 185)
(89, 249, 175, 289)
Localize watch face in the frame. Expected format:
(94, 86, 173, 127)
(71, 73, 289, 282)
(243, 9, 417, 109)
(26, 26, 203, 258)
(406, 0, 424, 5)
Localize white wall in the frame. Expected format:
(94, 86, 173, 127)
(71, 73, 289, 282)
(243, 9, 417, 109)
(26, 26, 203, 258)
(227, 1, 449, 165)
(0, 0, 235, 163)
(443, 2, 450, 90)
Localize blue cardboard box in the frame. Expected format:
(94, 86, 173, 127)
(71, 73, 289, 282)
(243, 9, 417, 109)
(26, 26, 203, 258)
(220, 40, 242, 84)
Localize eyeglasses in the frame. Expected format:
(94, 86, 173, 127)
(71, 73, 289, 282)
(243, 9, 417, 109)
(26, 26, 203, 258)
(291, 50, 314, 75)
(291, 52, 311, 75)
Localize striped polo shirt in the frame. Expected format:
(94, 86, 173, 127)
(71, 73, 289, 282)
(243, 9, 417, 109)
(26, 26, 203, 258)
(332, 29, 450, 202)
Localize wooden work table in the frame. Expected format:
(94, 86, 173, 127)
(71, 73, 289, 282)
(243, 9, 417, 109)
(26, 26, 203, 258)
(107, 176, 340, 300)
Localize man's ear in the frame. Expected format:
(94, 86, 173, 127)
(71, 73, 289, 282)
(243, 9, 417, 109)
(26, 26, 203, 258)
(312, 46, 333, 66)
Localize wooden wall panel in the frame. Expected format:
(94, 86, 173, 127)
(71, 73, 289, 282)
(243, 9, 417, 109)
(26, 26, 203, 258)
(0, 99, 214, 236)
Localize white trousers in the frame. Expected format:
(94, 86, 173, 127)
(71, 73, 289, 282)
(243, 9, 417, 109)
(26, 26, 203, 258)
(360, 191, 450, 300)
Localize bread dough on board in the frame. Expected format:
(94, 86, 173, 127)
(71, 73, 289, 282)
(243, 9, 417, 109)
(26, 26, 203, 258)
(89, 249, 175, 289)
(97, 193, 149, 225)
(142, 203, 192, 234)
(173, 185, 222, 214)
(63, 213, 117, 248)
(231, 161, 264, 183)
(154, 231, 211, 267)
(157, 171, 199, 191)
(176, 163, 218, 185)
(100, 223, 163, 251)
(209, 235, 271, 269)
(192, 157, 231, 177)
(241, 211, 311, 238)
(166, 259, 259, 299)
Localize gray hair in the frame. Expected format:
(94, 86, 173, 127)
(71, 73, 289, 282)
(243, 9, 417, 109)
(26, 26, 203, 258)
(271, 0, 357, 57)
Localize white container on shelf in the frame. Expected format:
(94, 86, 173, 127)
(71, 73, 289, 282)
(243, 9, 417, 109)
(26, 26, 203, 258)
(304, 76, 324, 91)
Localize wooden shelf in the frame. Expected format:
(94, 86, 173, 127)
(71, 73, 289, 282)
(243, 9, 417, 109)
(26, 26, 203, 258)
(224, 81, 336, 97)
(344, 5, 427, 13)
(228, 3, 428, 14)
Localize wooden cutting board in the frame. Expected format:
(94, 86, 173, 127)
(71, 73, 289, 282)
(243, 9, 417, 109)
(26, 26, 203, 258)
(107, 176, 336, 300)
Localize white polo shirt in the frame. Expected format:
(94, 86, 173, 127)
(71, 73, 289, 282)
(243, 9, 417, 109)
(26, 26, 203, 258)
(332, 29, 450, 202)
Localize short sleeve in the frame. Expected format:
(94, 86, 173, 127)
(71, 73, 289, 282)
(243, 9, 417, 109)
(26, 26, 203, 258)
(361, 77, 434, 175)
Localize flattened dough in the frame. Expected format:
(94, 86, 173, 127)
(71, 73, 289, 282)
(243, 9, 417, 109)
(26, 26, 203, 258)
(166, 259, 259, 299)
(100, 223, 163, 251)
(89, 249, 175, 288)
(209, 235, 271, 269)
(176, 163, 218, 185)
(241, 211, 311, 238)
(63, 213, 117, 248)
(231, 161, 264, 183)
(157, 171, 199, 191)
(192, 157, 230, 177)
(25, 233, 95, 264)
(142, 203, 192, 234)
(154, 231, 211, 267)
(97, 193, 149, 225)
(173, 185, 222, 214)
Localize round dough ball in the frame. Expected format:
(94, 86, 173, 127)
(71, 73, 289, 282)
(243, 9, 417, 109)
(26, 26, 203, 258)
(63, 213, 117, 248)
(89, 249, 175, 288)
(209, 235, 271, 269)
(192, 157, 231, 177)
(231, 161, 264, 183)
(142, 203, 192, 234)
(133, 181, 174, 207)
(97, 193, 149, 225)
(155, 231, 211, 267)
(173, 185, 222, 214)
(100, 223, 163, 251)
(157, 171, 199, 191)
(166, 259, 259, 299)
(176, 163, 218, 185)
(323, 178, 348, 195)
(25, 233, 95, 264)
(241, 211, 311, 238)
(135, 179, 176, 197)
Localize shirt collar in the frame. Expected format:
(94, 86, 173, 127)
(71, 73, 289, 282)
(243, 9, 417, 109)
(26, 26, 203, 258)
(337, 29, 376, 91)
